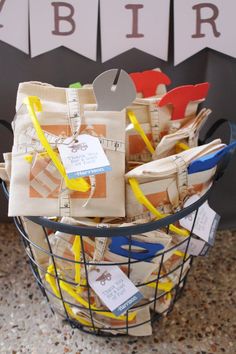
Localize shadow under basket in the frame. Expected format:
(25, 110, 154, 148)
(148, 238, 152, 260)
(2, 180, 212, 337)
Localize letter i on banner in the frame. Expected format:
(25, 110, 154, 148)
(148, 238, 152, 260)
(0, 0, 29, 53)
(174, 0, 236, 65)
(30, 0, 99, 60)
(100, 0, 170, 63)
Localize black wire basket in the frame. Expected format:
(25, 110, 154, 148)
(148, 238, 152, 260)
(2, 180, 214, 336)
(1, 118, 234, 337)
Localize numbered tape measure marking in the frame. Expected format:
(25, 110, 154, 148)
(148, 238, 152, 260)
(66, 88, 81, 134)
(22, 127, 125, 154)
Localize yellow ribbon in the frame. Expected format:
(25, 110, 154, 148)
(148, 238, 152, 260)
(45, 265, 91, 326)
(45, 265, 136, 322)
(129, 178, 189, 237)
(24, 96, 90, 193)
(147, 279, 173, 301)
(127, 111, 155, 154)
(72, 236, 82, 285)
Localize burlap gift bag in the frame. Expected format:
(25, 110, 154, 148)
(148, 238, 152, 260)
(9, 82, 126, 217)
(126, 82, 210, 164)
(125, 139, 225, 222)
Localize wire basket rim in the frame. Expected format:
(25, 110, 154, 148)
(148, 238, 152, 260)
(1, 179, 212, 236)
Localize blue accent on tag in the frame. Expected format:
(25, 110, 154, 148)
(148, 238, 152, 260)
(109, 236, 165, 262)
(113, 291, 143, 316)
(188, 141, 236, 174)
(67, 165, 112, 179)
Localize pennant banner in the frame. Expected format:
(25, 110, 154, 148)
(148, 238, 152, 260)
(174, 0, 236, 65)
(100, 0, 170, 63)
(0, 0, 29, 54)
(29, 0, 99, 60)
(0, 0, 236, 64)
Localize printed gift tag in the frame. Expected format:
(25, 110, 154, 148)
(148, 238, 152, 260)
(88, 265, 143, 316)
(177, 237, 207, 256)
(180, 195, 220, 246)
(58, 134, 112, 178)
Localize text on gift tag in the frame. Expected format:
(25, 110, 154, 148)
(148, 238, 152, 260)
(179, 195, 220, 246)
(88, 265, 143, 317)
(58, 134, 111, 179)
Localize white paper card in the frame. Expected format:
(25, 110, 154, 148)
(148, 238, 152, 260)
(58, 135, 111, 179)
(177, 237, 206, 256)
(100, 0, 170, 62)
(180, 195, 220, 246)
(88, 265, 143, 316)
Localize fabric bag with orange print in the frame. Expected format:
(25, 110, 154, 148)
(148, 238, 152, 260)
(8, 82, 126, 217)
(0, 153, 53, 275)
(126, 81, 210, 164)
(126, 68, 170, 164)
(125, 139, 225, 220)
(153, 108, 211, 160)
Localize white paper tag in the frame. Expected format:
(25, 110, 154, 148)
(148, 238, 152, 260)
(58, 134, 112, 179)
(177, 237, 207, 256)
(180, 195, 220, 246)
(88, 265, 143, 316)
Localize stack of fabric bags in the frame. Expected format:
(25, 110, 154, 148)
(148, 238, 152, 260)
(0, 68, 233, 336)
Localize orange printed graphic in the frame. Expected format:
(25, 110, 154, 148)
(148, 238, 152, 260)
(144, 191, 169, 211)
(29, 124, 107, 199)
(42, 124, 72, 137)
(144, 183, 208, 212)
(129, 133, 153, 155)
(30, 156, 61, 198)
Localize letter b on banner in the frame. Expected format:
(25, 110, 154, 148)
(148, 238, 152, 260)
(52, 2, 76, 36)
(30, 0, 98, 60)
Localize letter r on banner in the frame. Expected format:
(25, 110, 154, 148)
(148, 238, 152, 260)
(192, 3, 221, 38)
(52, 2, 76, 36)
(174, 0, 236, 65)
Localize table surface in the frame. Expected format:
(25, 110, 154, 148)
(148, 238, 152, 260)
(0, 223, 235, 354)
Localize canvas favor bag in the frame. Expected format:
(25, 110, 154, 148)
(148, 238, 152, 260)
(0, 153, 53, 276)
(126, 83, 210, 163)
(50, 216, 158, 285)
(15, 81, 96, 121)
(125, 139, 225, 220)
(125, 68, 170, 163)
(71, 304, 152, 336)
(153, 108, 211, 160)
(9, 82, 126, 217)
(45, 233, 151, 335)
